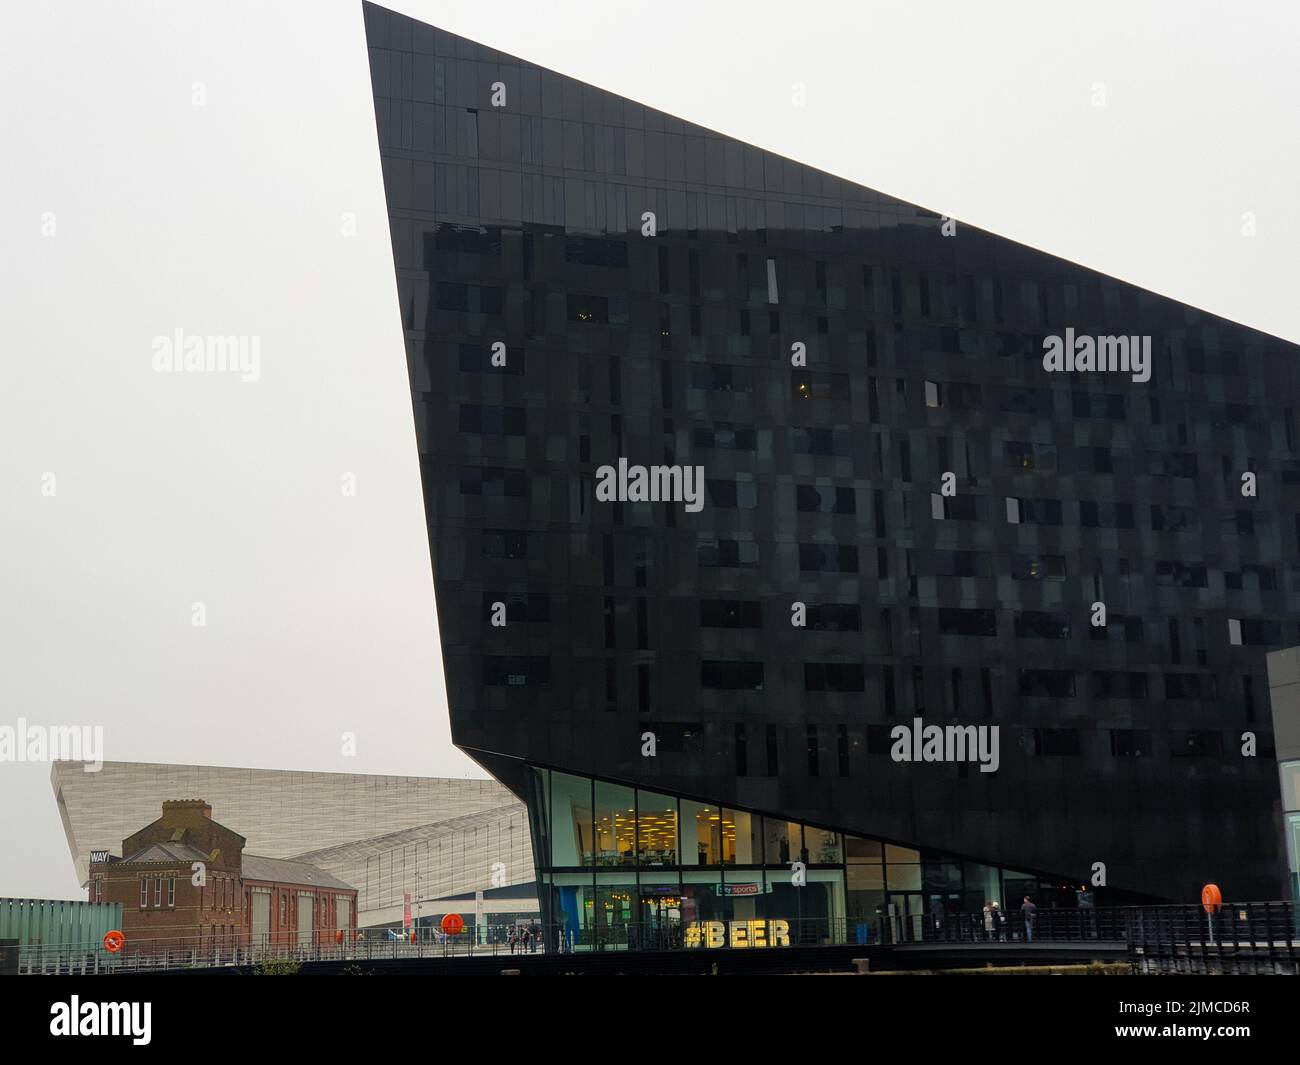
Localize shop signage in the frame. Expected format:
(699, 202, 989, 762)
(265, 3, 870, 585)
(684, 919, 790, 948)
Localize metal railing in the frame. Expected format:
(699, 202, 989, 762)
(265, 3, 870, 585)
(14, 901, 1298, 973)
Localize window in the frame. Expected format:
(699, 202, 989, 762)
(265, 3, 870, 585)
(168, 878, 176, 908)
(707, 478, 757, 509)
(699, 600, 762, 628)
(1072, 391, 1126, 420)
(1164, 674, 1218, 700)
(698, 537, 759, 568)
(690, 363, 752, 393)
(1110, 730, 1152, 757)
(1080, 501, 1135, 529)
(435, 281, 469, 311)
(796, 484, 856, 514)
(1012, 554, 1065, 581)
(932, 551, 985, 578)
(460, 466, 527, 497)
(459, 405, 526, 436)
(924, 381, 981, 410)
(429, 222, 501, 257)
(1030, 728, 1081, 756)
(807, 604, 862, 631)
(1089, 614, 1144, 642)
(1229, 618, 1282, 646)
(565, 235, 628, 267)
(1091, 672, 1149, 699)
(1018, 670, 1076, 698)
(1150, 504, 1198, 532)
(1005, 441, 1057, 471)
(1006, 497, 1063, 525)
(1014, 611, 1071, 640)
(804, 663, 866, 692)
(799, 543, 859, 573)
(938, 608, 997, 637)
(1148, 452, 1198, 478)
(931, 494, 980, 521)
(1155, 561, 1208, 588)
(701, 660, 764, 690)
(693, 423, 756, 451)
(482, 530, 532, 559)
(567, 293, 613, 323)
(1173, 731, 1224, 757)
(483, 592, 550, 624)
(484, 656, 551, 687)
(792, 427, 850, 456)
(792, 370, 850, 400)
(140, 879, 148, 908)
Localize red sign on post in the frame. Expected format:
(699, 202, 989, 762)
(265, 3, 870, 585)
(403, 892, 412, 932)
(1201, 883, 1222, 913)
(441, 913, 464, 935)
(103, 930, 124, 953)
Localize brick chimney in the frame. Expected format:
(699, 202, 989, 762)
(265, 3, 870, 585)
(160, 799, 213, 826)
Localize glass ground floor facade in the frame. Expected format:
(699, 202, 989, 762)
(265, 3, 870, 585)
(523, 766, 1086, 951)
(1283, 760, 1300, 902)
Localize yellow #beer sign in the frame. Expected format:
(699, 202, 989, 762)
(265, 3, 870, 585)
(683, 919, 790, 948)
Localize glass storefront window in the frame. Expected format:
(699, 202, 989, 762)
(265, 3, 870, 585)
(964, 861, 1003, 912)
(593, 781, 636, 867)
(680, 872, 726, 925)
(550, 871, 596, 951)
(1281, 761, 1300, 811)
(1286, 812, 1300, 902)
(885, 860, 921, 892)
(723, 808, 762, 864)
(805, 826, 842, 864)
(594, 874, 637, 949)
(550, 771, 592, 867)
(884, 843, 919, 864)
(681, 800, 724, 865)
(846, 836, 884, 863)
(1002, 870, 1040, 919)
(637, 870, 682, 950)
(636, 790, 678, 866)
(763, 818, 802, 866)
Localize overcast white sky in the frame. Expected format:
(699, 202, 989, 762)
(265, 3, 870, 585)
(2, 0, 1297, 898)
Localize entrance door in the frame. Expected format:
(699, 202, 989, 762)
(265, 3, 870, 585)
(297, 894, 314, 947)
(251, 891, 270, 950)
(888, 893, 925, 943)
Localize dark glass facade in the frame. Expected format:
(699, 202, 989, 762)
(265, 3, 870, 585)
(364, 2, 1296, 924)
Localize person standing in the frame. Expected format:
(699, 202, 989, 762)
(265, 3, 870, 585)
(982, 900, 994, 941)
(1020, 896, 1037, 942)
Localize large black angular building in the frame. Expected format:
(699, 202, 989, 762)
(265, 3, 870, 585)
(364, 3, 1296, 945)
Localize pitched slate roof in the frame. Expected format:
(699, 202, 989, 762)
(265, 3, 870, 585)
(120, 841, 211, 864)
(241, 854, 355, 892)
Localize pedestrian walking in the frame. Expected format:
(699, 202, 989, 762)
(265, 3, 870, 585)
(1020, 896, 1037, 942)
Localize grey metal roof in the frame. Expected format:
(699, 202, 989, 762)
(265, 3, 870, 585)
(241, 853, 355, 892)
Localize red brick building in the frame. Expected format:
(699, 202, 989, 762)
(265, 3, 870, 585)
(88, 800, 357, 956)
